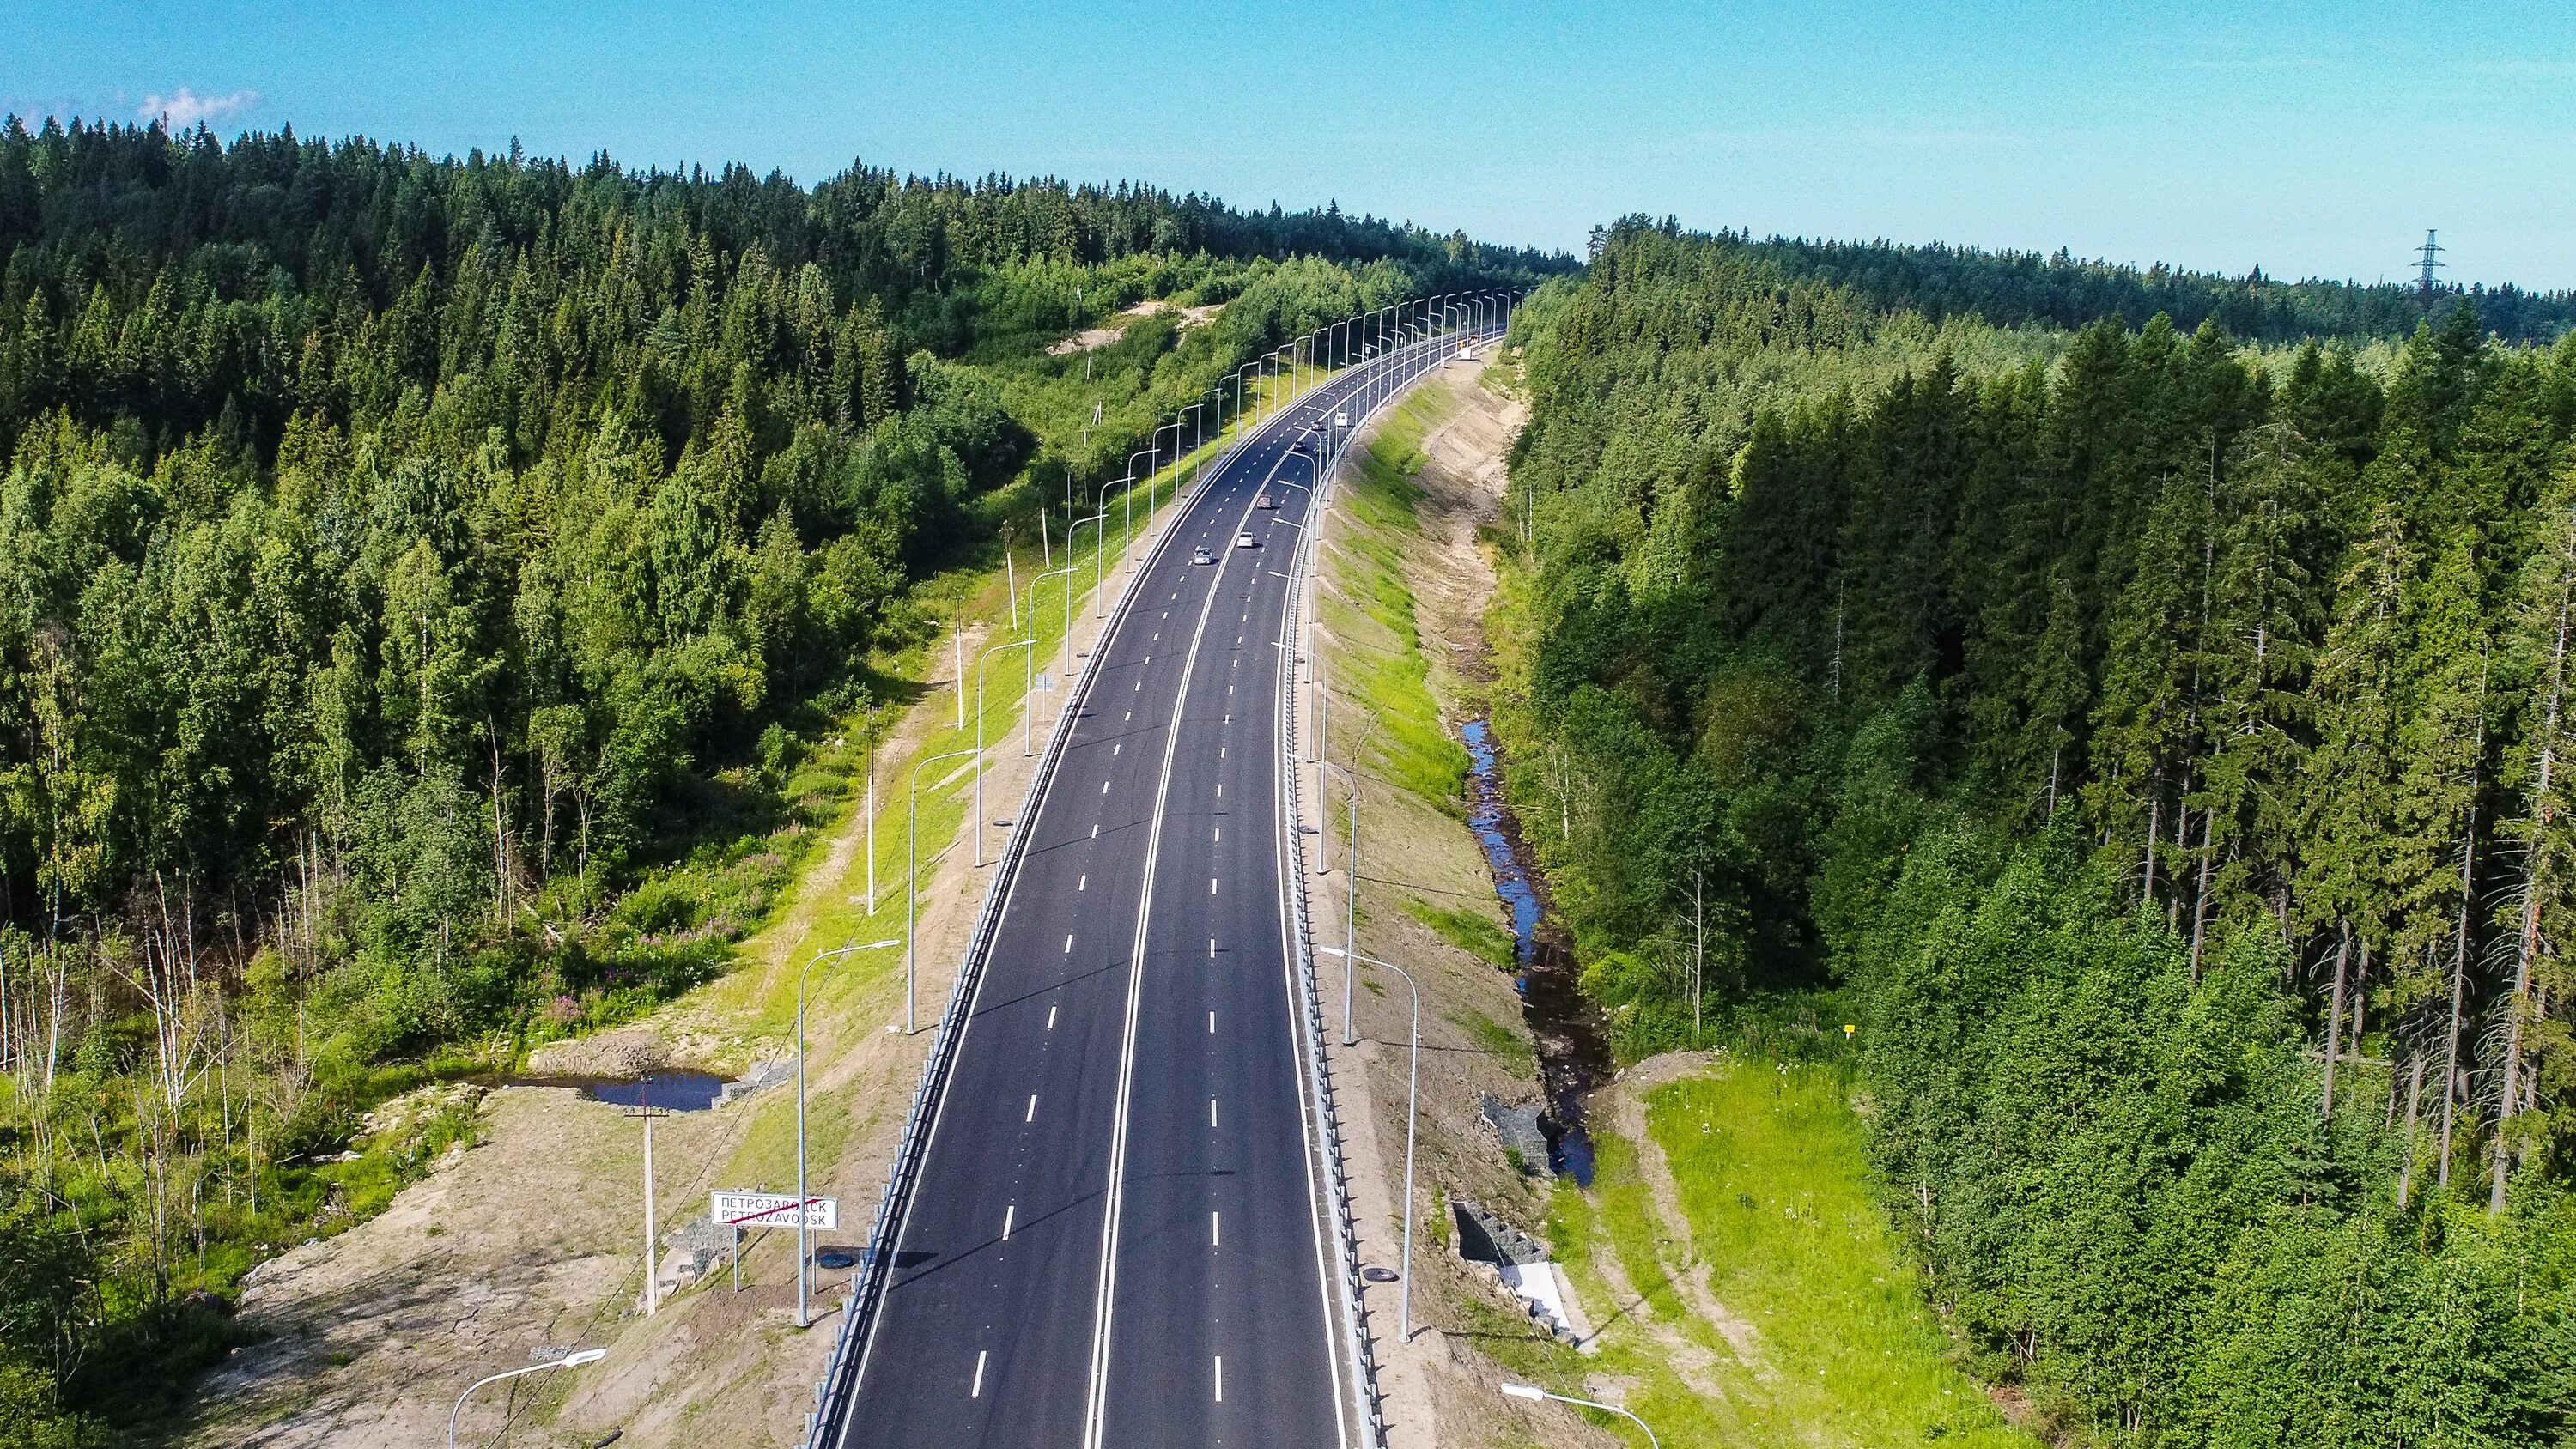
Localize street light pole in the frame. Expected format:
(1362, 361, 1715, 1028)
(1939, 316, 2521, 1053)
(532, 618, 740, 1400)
(794, 936, 899, 1328)
(1320, 757, 1363, 1041)
(974, 638, 1038, 864)
(1067, 509, 1109, 622)
(1028, 565, 1075, 722)
(450, 1349, 607, 1449)
(904, 747, 981, 1034)
(1317, 945, 1420, 1341)
(1498, 1383, 1662, 1448)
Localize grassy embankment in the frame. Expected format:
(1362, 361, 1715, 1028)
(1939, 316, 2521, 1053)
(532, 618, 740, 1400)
(1527, 1054, 2032, 1447)
(1311, 370, 1534, 1067)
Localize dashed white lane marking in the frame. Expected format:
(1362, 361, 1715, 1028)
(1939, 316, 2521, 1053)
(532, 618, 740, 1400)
(1208, 1009, 1216, 1033)
(1091, 822, 1099, 839)
(1212, 1210, 1222, 1247)
(972, 1350, 988, 1398)
(1004, 1203, 1016, 1241)
(1064, 934, 1074, 954)
(1102, 779, 1111, 794)
(1213, 1355, 1224, 1404)
(1210, 1098, 1218, 1127)
(1220, 746, 1226, 759)
(1211, 877, 1218, 894)
(1114, 741, 1122, 755)
(1134, 681, 1142, 691)
(1208, 937, 1216, 958)
(1124, 710, 1132, 721)
(1078, 874, 1087, 890)
(1213, 826, 1221, 841)
(1217, 784, 1224, 797)
(1025, 1094, 1039, 1123)
(1047, 1005, 1058, 1030)
(1154, 633, 1160, 640)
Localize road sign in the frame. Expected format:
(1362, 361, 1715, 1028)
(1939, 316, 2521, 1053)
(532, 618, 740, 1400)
(713, 1191, 836, 1229)
(1035, 672, 1055, 693)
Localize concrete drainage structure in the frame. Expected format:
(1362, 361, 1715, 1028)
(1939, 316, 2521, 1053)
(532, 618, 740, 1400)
(1449, 1199, 1589, 1348)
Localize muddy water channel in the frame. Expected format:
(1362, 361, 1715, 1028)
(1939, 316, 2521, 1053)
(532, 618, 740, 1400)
(1461, 718, 1609, 1185)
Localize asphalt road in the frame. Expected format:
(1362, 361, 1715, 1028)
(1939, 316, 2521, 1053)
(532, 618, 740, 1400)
(835, 328, 1485, 1449)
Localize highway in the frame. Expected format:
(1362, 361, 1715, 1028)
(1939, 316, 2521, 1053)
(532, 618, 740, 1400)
(827, 319, 1490, 1449)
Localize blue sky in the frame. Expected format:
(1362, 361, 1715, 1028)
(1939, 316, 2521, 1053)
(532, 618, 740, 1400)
(14, 0, 2575, 287)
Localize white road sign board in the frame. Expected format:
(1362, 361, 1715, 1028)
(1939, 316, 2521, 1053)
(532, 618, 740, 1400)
(713, 1191, 836, 1229)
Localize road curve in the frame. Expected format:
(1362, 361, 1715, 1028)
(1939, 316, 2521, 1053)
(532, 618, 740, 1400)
(830, 326, 1486, 1449)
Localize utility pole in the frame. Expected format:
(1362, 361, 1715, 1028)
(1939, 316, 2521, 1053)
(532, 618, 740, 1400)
(864, 706, 879, 914)
(627, 1080, 665, 1315)
(1001, 524, 1018, 630)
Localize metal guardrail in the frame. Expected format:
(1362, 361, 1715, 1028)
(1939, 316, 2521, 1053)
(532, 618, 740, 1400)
(800, 312, 1503, 1448)
(1277, 319, 1505, 1448)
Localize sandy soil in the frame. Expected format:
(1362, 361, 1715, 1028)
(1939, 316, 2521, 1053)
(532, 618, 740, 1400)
(1047, 298, 1224, 355)
(179, 576, 1115, 1446)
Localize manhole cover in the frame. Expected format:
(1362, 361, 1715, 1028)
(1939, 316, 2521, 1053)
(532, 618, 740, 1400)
(1361, 1266, 1400, 1283)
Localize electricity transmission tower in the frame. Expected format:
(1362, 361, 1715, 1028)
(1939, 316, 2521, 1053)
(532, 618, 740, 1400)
(2415, 229, 2445, 300)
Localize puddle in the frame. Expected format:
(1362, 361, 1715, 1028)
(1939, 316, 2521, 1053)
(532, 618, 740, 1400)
(498, 1070, 732, 1112)
(1461, 718, 1608, 1185)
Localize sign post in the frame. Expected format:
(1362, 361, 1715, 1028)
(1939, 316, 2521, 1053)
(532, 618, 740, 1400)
(711, 1191, 838, 1293)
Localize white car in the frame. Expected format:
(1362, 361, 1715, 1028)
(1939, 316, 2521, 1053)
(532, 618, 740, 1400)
(1235, 532, 1255, 549)
(1255, 494, 1277, 510)
(1191, 546, 1214, 565)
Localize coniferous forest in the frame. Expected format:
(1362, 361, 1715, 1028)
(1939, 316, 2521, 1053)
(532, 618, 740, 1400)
(0, 116, 1561, 1441)
(1496, 218, 2576, 1442)
(15, 108, 2576, 1447)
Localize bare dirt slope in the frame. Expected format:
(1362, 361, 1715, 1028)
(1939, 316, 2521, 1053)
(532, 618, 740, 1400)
(179, 608, 1071, 1447)
(1047, 298, 1224, 355)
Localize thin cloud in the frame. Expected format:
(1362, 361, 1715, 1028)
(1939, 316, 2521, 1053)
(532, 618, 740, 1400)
(139, 87, 258, 129)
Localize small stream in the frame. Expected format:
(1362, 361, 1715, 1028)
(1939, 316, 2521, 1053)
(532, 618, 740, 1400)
(1461, 718, 1608, 1186)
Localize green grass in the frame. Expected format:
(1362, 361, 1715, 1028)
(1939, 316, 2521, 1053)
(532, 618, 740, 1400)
(1321, 383, 1474, 809)
(1541, 1054, 2032, 1449)
(1406, 897, 1515, 967)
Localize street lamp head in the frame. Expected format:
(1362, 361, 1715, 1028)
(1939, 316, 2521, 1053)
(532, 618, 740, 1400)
(558, 1348, 608, 1367)
(1498, 1381, 1546, 1402)
(856, 937, 901, 952)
